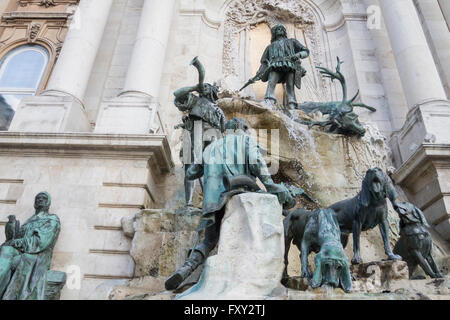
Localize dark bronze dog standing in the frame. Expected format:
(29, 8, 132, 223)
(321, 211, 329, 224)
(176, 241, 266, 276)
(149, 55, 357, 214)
(329, 167, 401, 264)
(283, 208, 352, 292)
(393, 202, 443, 279)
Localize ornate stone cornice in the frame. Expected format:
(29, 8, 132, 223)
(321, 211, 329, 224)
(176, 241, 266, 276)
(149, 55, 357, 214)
(2, 12, 72, 21)
(0, 132, 174, 173)
(18, 0, 79, 7)
(392, 143, 450, 185)
(179, 9, 221, 29)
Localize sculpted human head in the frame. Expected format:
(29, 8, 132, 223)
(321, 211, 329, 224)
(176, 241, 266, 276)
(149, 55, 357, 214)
(200, 83, 219, 103)
(34, 191, 51, 213)
(224, 118, 249, 135)
(271, 24, 287, 42)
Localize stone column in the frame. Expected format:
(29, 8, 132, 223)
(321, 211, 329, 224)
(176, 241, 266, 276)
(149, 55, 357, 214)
(120, 0, 176, 98)
(438, 0, 450, 28)
(43, 0, 113, 103)
(94, 0, 176, 134)
(9, 0, 113, 132)
(383, 0, 450, 241)
(379, 0, 446, 108)
(414, 0, 450, 98)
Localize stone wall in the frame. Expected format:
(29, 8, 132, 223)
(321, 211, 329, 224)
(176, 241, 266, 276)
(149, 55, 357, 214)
(0, 132, 172, 299)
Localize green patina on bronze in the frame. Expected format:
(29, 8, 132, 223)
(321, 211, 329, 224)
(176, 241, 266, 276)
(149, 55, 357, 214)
(187, 117, 297, 229)
(294, 57, 377, 137)
(165, 118, 298, 291)
(0, 192, 64, 300)
(240, 24, 309, 111)
(174, 57, 226, 208)
(329, 167, 401, 265)
(393, 202, 444, 279)
(284, 208, 352, 292)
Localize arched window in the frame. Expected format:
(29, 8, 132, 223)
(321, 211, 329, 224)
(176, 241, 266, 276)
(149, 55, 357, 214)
(0, 45, 49, 111)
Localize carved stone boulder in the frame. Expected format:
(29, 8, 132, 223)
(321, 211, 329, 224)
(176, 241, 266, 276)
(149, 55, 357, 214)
(108, 209, 201, 300)
(177, 193, 285, 300)
(351, 260, 409, 293)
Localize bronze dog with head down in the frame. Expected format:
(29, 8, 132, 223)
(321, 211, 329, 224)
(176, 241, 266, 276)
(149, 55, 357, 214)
(329, 167, 401, 264)
(283, 208, 352, 292)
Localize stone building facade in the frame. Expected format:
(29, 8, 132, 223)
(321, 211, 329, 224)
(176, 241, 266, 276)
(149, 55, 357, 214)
(0, 0, 448, 299)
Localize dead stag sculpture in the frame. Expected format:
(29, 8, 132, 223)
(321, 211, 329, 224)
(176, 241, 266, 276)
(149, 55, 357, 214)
(294, 57, 376, 137)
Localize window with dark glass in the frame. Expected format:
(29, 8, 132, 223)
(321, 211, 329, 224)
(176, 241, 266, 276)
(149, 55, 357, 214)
(0, 45, 49, 130)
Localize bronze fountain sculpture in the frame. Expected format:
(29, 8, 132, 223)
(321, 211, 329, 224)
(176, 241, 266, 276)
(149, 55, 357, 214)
(283, 207, 352, 292)
(0, 192, 65, 300)
(174, 56, 226, 209)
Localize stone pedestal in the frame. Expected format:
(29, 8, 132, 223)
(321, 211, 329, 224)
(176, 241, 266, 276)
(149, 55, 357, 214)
(351, 260, 409, 293)
(390, 100, 450, 165)
(177, 193, 285, 300)
(94, 96, 163, 135)
(8, 96, 91, 133)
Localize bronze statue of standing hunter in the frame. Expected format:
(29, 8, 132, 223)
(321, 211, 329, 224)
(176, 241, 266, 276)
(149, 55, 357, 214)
(240, 23, 309, 114)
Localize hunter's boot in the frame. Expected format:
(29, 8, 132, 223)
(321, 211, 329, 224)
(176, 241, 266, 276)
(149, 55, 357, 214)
(165, 250, 205, 290)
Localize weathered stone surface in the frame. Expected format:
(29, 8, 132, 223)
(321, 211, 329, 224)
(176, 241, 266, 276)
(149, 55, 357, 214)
(177, 193, 285, 300)
(218, 98, 406, 268)
(109, 276, 167, 300)
(127, 209, 201, 278)
(109, 208, 201, 299)
(281, 260, 449, 300)
(121, 216, 135, 238)
(286, 289, 415, 300)
(283, 276, 309, 291)
(351, 260, 409, 293)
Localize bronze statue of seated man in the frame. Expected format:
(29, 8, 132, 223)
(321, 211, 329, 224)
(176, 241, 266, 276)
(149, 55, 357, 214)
(0, 192, 62, 300)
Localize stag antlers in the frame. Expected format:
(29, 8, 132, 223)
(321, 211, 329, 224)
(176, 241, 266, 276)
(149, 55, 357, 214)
(317, 57, 348, 104)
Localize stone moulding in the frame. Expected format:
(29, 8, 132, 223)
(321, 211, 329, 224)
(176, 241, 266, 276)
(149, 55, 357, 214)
(178, 9, 221, 29)
(392, 144, 450, 185)
(18, 0, 79, 8)
(392, 143, 450, 239)
(0, 132, 174, 173)
(1, 12, 72, 21)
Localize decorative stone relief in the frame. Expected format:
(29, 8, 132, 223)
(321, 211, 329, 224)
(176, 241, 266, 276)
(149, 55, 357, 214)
(39, 0, 56, 7)
(18, 0, 79, 7)
(28, 23, 41, 43)
(223, 0, 333, 101)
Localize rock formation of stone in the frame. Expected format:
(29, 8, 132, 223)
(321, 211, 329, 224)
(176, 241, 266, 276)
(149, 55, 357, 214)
(177, 193, 285, 300)
(109, 97, 449, 300)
